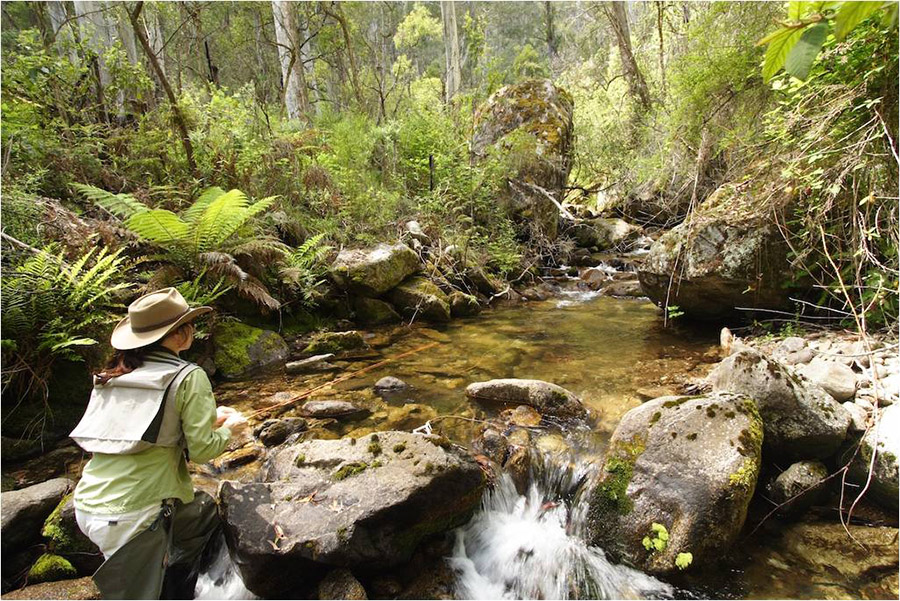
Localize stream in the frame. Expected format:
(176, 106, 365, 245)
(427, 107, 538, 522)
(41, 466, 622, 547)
(201, 285, 897, 600)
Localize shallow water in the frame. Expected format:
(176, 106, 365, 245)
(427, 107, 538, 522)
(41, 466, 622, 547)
(209, 290, 898, 600)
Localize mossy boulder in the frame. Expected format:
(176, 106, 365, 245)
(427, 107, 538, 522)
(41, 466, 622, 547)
(587, 392, 763, 574)
(303, 331, 368, 354)
(218, 432, 485, 597)
(385, 277, 451, 323)
(40, 494, 102, 575)
(709, 349, 851, 460)
(472, 79, 574, 239)
(448, 292, 481, 317)
(331, 243, 421, 297)
(26, 554, 76, 584)
(637, 183, 794, 320)
(352, 297, 401, 325)
(213, 321, 289, 380)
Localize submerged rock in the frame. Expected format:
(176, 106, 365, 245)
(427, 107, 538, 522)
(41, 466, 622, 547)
(299, 400, 369, 420)
(586, 392, 763, 574)
(218, 432, 485, 597)
(373, 377, 408, 392)
(637, 183, 792, 319)
(708, 349, 850, 459)
(330, 243, 420, 297)
(286, 354, 338, 375)
(472, 79, 574, 239)
(213, 322, 289, 380)
(465, 379, 586, 419)
(1, 478, 72, 554)
(385, 277, 451, 323)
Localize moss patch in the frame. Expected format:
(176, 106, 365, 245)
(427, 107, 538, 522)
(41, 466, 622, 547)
(333, 462, 369, 481)
(41, 494, 94, 556)
(590, 435, 646, 519)
(27, 554, 77, 584)
(393, 443, 407, 453)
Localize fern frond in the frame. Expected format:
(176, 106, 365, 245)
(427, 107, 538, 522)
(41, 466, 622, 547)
(193, 189, 251, 252)
(234, 275, 280, 311)
(228, 237, 289, 262)
(74, 183, 149, 219)
(143, 265, 184, 293)
(183, 187, 227, 224)
(126, 210, 190, 246)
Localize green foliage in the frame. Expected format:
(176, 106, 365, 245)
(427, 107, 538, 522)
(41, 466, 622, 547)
(758, 1, 897, 82)
(675, 552, 694, 570)
(1, 244, 131, 405)
(394, 4, 442, 51)
(76, 184, 285, 310)
(641, 522, 669, 553)
(279, 234, 332, 309)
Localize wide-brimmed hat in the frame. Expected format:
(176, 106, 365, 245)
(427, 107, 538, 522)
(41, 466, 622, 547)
(110, 288, 212, 350)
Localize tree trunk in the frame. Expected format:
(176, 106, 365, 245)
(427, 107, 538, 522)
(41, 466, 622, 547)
(128, 1, 197, 175)
(602, 1, 652, 112)
(272, 0, 309, 120)
(322, 2, 364, 109)
(441, 1, 461, 103)
(72, 0, 116, 121)
(545, 1, 559, 70)
(656, 1, 666, 97)
(298, 6, 321, 115)
(46, 1, 80, 64)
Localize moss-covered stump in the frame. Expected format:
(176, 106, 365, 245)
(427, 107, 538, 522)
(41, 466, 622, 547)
(41, 494, 102, 575)
(1, 576, 99, 600)
(352, 297, 401, 325)
(218, 432, 485, 598)
(637, 183, 795, 320)
(709, 349, 850, 460)
(331, 243, 421, 297)
(472, 79, 574, 239)
(586, 392, 763, 575)
(212, 321, 289, 380)
(303, 331, 368, 355)
(25, 554, 76, 584)
(385, 277, 451, 323)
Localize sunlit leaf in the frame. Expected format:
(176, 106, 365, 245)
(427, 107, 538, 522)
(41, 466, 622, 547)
(834, 1, 883, 39)
(784, 22, 828, 80)
(762, 27, 806, 82)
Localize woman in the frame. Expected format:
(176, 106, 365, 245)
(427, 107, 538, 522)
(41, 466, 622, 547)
(71, 288, 247, 600)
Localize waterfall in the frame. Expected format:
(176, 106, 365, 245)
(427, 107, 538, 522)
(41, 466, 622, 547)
(450, 454, 674, 600)
(195, 536, 257, 600)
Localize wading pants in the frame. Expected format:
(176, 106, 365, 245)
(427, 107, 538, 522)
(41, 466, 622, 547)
(87, 492, 220, 600)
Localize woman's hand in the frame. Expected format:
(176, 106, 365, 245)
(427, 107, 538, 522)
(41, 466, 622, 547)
(216, 406, 237, 428)
(222, 411, 248, 435)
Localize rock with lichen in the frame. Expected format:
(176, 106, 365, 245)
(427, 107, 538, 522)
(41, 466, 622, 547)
(637, 183, 794, 320)
(330, 244, 421, 297)
(586, 392, 763, 574)
(465, 379, 586, 419)
(708, 349, 850, 459)
(212, 322, 289, 380)
(218, 432, 485, 598)
(385, 277, 451, 323)
(472, 79, 574, 239)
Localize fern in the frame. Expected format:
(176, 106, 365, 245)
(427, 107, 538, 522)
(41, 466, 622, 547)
(73, 184, 148, 219)
(279, 233, 332, 308)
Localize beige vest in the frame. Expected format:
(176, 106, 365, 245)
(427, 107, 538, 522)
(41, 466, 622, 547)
(70, 355, 199, 455)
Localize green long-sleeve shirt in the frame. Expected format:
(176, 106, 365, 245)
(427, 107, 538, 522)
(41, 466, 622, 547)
(74, 355, 231, 514)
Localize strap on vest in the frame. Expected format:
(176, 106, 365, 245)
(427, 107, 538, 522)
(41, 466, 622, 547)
(141, 363, 193, 444)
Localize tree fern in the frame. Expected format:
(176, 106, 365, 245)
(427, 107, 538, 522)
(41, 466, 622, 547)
(73, 184, 149, 219)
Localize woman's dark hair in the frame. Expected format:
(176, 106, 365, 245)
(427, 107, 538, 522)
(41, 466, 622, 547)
(94, 323, 193, 384)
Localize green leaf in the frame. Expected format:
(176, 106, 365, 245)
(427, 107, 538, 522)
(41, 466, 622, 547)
(762, 27, 806, 82)
(642, 536, 653, 551)
(834, 1, 883, 39)
(126, 210, 190, 246)
(675, 552, 693, 570)
(50, 337, 98, 352)
(784, 22, 829, 80)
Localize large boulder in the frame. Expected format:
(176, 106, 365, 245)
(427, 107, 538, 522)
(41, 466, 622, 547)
(1, 478, 71, 554)
(330, 244, 420, 297)
(385, 277, 451, 323)
(303, 331, 368, 355)
(218, 432, 485, 597)
(571, 218, 641, 251)
(847, 404, 899, 510)
(472, 79, 574, 239)
(586, 392, 763, 574)
(708, 349, 851, 459)
(213, 322, 289, 380)
(465, 379, 586, 419)
(637, 183, 792, 320)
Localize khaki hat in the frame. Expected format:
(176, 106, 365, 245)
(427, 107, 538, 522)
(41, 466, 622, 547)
(110, 288, 212, 350)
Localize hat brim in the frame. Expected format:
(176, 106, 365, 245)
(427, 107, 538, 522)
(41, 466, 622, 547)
(110, 306, 212, 351)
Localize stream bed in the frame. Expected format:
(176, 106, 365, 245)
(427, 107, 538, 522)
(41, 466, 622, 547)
(207, 288, 898, 600)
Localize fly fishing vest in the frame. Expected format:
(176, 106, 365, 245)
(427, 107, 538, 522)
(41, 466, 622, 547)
(70, 353, 200, 455)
